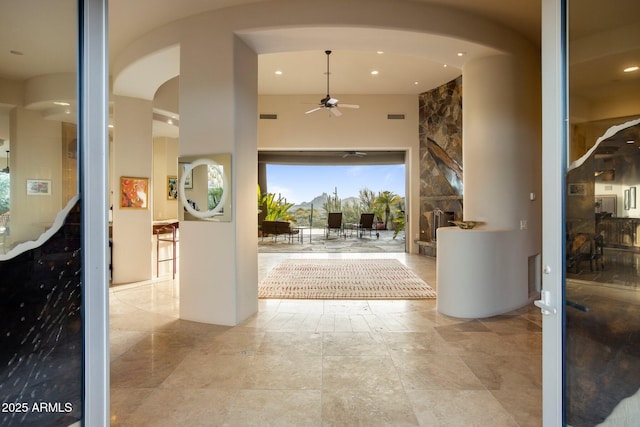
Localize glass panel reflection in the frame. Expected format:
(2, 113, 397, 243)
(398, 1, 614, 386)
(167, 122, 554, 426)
(0, 0, 82, 425)
(566, 1, 640, 424)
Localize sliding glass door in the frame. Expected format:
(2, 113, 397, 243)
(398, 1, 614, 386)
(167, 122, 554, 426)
(0, 0, 109, 424)
(564, 0, 640, 425)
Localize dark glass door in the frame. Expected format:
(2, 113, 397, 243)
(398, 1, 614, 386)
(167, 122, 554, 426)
(565, 1, 640, 424)
(0, 1, 82, 425)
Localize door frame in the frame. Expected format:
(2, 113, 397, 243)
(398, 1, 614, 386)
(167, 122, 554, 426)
(81, 0, 110, 424)
(540, 0, 566, 424)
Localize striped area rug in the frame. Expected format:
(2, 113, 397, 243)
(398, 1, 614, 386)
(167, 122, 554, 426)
(258, 259, 436, 299)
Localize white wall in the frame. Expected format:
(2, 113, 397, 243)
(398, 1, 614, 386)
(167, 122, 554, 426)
(153, 136, 179, 220)
(9, 107, 63, 244)
(178, 30, 259, 326)
(112, 96, 153, 284)
(463, 54, 542, 251)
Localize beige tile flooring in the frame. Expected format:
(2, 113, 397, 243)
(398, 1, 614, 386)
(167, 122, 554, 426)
(110, 253, 542, 426)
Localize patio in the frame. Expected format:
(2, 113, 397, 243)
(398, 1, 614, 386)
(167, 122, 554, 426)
(258, 228, 406, 253)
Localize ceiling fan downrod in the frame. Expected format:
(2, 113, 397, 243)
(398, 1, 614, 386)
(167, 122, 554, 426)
(325, 50, 332, 98)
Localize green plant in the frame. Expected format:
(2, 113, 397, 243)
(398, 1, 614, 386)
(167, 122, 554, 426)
(392, 206, 405, 239)
(208, 187, 223, 210)
(358, 187, 376, 213)
(258, 185, 295, 221)
(323, 187, 342, 214)
(374, 191, 402, 230)
(0, 174, 9, 215)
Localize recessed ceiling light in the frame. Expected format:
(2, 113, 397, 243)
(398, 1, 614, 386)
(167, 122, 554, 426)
(626, 140, 635, 144)
(376, 51, 384, 54)
(623, 66, 639, 73)
(167, 119, 173, 125)
(371, 70, 379, 75)
(108, 124, 114, 129)
(414, 81, 419, 85)
(54, 101, 70, 106)
(275, 70, 283, 75)
(443, 64, 448, 68)
(457, 52, 466, 57)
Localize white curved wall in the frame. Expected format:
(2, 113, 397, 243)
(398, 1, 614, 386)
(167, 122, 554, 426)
(463, 54, 542, 254)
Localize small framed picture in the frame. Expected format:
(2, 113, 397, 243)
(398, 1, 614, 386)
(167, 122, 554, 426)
(180, 163, 193, 189)
(167, 175, 178, 200)
(568, 183, 587, 196)
(26, 179, 52, 196)
(120, 177, 149, 209)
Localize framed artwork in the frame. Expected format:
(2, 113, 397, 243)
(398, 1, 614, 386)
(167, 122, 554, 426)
(167, 176, 178, 200)
(180, 163, 193, 189)
(120, 177, 149, 209)
(26, 179, 52, 196)
(568, 183, 587, 196)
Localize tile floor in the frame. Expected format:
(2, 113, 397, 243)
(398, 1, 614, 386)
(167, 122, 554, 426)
(110, 253, 542, 426)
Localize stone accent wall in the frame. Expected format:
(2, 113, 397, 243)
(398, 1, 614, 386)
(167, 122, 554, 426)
(418, 76, 463, 256)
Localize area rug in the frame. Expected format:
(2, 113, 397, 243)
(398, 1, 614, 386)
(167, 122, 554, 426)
(258, 259, 436, 299)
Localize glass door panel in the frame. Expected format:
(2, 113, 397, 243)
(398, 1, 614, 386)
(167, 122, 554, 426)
(566, 0, 640, 424)
(0, 1, 82, 425)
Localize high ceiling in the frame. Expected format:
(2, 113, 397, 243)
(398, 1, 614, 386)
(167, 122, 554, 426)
(1, 0, 542, 96)
(0, 0, 638, 142)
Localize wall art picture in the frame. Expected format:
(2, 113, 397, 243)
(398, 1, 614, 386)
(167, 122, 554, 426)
(26, 179, 52, 196)
(180, 163, 193, 189)
(568, 183, 587, 196)
(167, 176, 178, 200)
(120, 177, 149, 209)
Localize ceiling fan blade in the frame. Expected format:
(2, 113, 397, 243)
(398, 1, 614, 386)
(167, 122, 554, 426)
(331, 107, 342, 117)
(338, 103, 359, 109)
(305, 107, 322, 114)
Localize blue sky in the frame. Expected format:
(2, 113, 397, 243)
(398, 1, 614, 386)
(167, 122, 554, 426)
(266, 164, 405, 204)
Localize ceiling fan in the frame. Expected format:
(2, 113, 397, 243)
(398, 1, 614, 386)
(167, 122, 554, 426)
(305, 50, 360, 117)
(342, 151, 367, 158)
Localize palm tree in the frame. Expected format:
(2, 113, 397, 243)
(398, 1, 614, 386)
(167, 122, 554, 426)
(358, 187, 376, 213)
(375, 191, 402, 230)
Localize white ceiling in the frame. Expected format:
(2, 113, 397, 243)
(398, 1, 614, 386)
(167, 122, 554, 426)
(1, 0, 541, 93)
(0, 0, 638, 142)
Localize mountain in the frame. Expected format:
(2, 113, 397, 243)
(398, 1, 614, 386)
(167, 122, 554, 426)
(289, 194, 360, 212)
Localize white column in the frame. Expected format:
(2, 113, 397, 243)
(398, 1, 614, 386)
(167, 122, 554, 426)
(111, 95, 153, 284)
(178, 31, 258, 326)
(462, 54, 541, 240)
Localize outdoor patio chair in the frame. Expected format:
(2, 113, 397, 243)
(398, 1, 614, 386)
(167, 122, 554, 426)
(261, 220, 300, 243)
(356, 213, 378, 238)
(325, 212, 344, 238)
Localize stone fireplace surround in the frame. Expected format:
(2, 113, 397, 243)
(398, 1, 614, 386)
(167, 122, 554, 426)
(418, 76, 463, 256)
